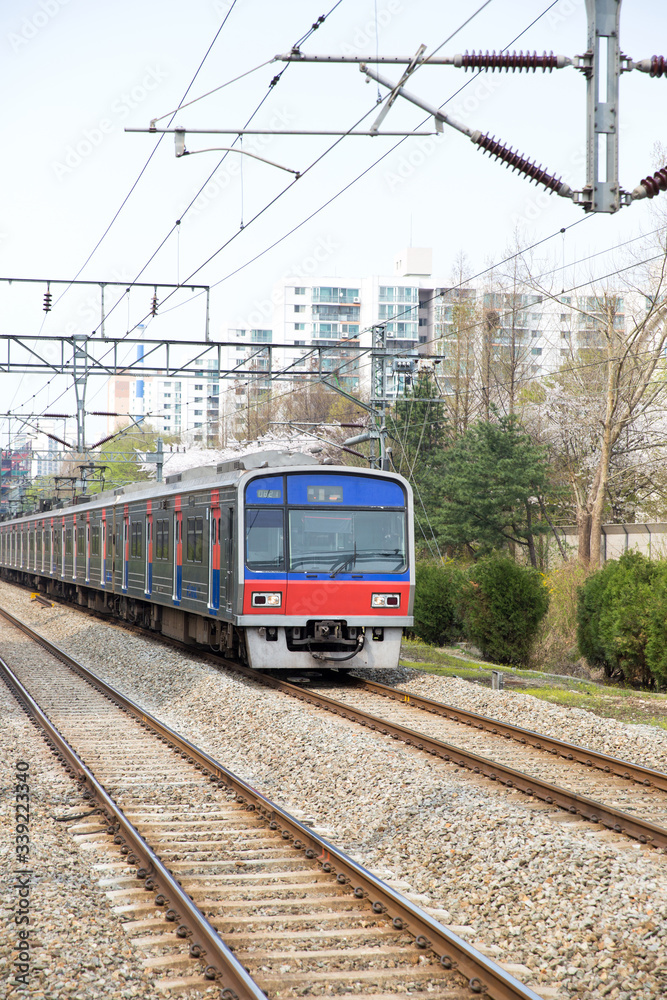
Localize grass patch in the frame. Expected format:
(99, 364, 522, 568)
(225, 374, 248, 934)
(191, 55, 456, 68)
(399, 639, 667, 730)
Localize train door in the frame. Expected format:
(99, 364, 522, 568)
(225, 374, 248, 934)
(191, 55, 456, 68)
(60, 519, 66, 579)
(85, 513, 91, 583)
(145, 501, 152, 596)
(122, 505, 129, 592)
(220, 506, 234, 613)
(172, 498, 182, 604)
(73, 522, 78, 580)
(208, 491, 221, 614)
(112, 507, 119, 593)
(48, 520, 54, 574)
(101, 510, 107, 587)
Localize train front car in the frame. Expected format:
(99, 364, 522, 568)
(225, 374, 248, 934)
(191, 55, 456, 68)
(240, 466, 414, 671)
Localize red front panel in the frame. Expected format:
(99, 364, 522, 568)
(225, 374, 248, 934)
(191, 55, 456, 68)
(242, 580, 410, 617)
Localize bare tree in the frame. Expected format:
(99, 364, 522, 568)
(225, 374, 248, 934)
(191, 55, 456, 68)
(433, 268, 481, 436)
(535, 258, 667, 565)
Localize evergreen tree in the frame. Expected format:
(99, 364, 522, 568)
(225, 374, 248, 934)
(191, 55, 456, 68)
(387, 372, 448, 477)
(432, 414, 554, 567)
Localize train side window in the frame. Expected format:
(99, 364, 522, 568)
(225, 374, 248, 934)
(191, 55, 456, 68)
(77, 526, 85, 556)
(186, 516, 203, 562)
(91, 526, 100, 556)
(130, 521, 143, 558)
(155, 518, 169, 559)
(66, 528, 72, 555)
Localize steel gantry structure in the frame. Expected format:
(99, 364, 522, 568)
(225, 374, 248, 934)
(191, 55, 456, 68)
(0, 331, 376, 449)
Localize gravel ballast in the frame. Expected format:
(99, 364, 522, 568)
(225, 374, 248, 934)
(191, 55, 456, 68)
(0, 580, 666, 1000)
(0, 675, 174, 999)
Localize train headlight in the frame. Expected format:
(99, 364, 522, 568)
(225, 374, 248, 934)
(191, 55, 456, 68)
(252, 591, 282, 607)
(371, 593, 400, 608)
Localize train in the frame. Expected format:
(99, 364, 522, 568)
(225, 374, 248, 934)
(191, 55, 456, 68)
(0, 451, 414, 671)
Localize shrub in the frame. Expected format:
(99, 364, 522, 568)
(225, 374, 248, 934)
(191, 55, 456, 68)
(531, 560, 590, 672)
(458, 555, 549, 666)
(596, 551, 655, 686)
(646, 561, 667, 686)
(576, 559, 621, 674)
(577, 551, 658, 686)
(412, 561, 466, 646)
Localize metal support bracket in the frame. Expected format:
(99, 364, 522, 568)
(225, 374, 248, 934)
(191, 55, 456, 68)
(368, 44, 427, 135)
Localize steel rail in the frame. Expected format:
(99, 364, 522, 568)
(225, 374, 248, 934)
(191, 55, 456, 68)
(353, 677, 667, 791)
(0, 654, 268, 1000)
(233, 666, 667, 852)
(0, 605, 543, 1000)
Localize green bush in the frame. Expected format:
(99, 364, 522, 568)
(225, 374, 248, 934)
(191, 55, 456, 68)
(642, 561, 667, 687)
(597, 551, 655, 686)
(458, 555, 549, 666)
(577, 551, 661, 686)
(576, 559, 621, 674)
(412, 561, 466, 646)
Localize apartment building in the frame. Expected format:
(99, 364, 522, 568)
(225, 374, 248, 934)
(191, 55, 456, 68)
(105, 249, 655, 444)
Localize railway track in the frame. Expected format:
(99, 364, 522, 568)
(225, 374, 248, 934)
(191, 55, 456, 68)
(12, 590, 667, 852)
(232, 668, 667, 852)
(0, 606, 543, 1000)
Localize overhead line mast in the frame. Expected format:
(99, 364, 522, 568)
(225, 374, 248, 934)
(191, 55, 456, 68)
(272, 0, 663, 214)
(135, 3, 665, 213)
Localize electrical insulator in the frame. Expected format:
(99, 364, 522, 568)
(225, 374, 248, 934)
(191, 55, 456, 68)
(634, 166, 667, 200)
(650, 55, 666, 78)
(634, 56, 667, 78)
(472, 132, 573, 196)
(151, 294, 158, 316)
(43, 290, 52, 312)
(453, 50, 567, 73)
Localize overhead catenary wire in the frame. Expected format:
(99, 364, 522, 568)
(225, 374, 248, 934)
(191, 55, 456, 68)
(213, 230, 667, 448)
(7, 1, 348, 426)
(3, 0, 242, 445)
(6, 0, 652, 445)
(12, 0, 498, 427)
(54, 0, 242, 306)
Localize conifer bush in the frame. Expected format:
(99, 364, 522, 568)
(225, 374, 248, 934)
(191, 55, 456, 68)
(577, 550, 662, 686)
(576, 558, 621, 675)
(412, 561, 465, 646)
(458, 555, 549, 666)
(596, 551, 655, 686)
(645, 561, 667, 686)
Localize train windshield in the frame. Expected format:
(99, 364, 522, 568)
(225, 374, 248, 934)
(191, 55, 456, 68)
(288, 509, 406, 575)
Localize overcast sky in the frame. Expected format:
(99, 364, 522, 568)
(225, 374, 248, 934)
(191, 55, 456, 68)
(1, 0, 665, 446)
